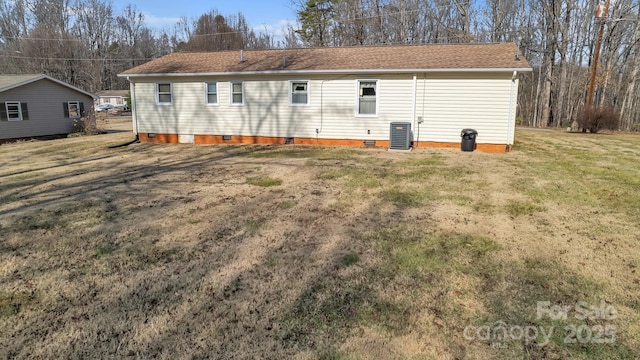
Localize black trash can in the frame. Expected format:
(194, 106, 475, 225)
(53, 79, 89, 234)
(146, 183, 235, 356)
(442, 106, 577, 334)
(461, 129, 478, 152)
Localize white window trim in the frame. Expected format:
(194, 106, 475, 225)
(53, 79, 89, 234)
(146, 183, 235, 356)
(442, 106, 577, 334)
(289, 80, 310, 106)
(5, 101, 23, 121)
(229, 81, 244, 106)
(156, 82, 173, 105)
(355, 79, 379, 117)
(204, 81, 219, 106)
(68, 101, 81, 119)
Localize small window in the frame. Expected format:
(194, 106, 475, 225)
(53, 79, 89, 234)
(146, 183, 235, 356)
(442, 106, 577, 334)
(230, 81, 243, 105)
(5, 102, 23, 121)
(357, 80, 377, 116)
(290, 81, 309, 105)
(206, 82, 218, 105)
(63, 102, 84, 118)
(68, 101, 81, 118)
(156, 83, 172, 105)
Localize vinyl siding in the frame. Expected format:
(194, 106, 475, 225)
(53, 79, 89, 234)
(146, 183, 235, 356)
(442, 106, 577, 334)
(131, 72, 517, 145)
(416, 73, 515, 144)
(132, 74, 414, 141)
(0, 79, 93, 139)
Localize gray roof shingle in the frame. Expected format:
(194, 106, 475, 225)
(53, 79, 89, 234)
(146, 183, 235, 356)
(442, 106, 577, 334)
(0, 74, 44, 92)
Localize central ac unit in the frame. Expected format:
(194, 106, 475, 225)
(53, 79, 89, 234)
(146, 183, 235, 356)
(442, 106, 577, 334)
(389, 122, 412, 150)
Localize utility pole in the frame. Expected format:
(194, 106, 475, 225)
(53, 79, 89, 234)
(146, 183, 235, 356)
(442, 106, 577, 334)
(587, 0, 611, 107)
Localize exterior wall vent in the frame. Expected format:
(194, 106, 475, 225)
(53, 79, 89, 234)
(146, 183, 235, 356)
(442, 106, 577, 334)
(389, 122, 412, 150)
(363, 140, 377, 147)
(148, 133, 156, 138)
(285, 137, 294, 144)
(222, 135, 232, 140)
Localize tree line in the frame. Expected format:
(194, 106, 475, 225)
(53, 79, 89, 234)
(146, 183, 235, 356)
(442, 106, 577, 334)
(296, 0, 640, 131)
(1, 0, 639, 131)
(0, 0, 287, 92)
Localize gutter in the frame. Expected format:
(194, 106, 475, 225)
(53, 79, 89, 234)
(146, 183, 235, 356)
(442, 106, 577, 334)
(117, 67, 534, 78)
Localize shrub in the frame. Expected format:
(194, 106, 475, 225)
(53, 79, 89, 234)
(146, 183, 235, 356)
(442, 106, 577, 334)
(72, 110, 100, 135)
(576, 105, 620, 133)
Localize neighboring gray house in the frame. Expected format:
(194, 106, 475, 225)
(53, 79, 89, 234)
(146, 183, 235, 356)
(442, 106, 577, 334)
(0, 74, 95, 141)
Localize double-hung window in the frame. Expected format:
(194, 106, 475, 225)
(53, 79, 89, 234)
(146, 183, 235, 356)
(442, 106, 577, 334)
(357, 80, 378, 116)
(205, 82, 218, 105)
(230, 81, 244, 105)
(68, 101, 80, 118)
(290, 81, 309, 106)
(63, 101, 84, 118)
(156, 83, 172, 105)
(5, 102, 24, 121)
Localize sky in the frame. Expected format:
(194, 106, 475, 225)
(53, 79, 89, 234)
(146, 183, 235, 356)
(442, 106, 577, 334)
(111, 0, 298, 35)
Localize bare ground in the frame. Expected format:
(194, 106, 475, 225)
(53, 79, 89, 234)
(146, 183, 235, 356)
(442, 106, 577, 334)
(0, 129, 638, 359)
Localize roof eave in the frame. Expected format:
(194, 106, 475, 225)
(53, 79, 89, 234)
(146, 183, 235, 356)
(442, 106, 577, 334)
(118, 67, 534, 78)
(0, 75, 46, 93)
(0, 74, 97, 99)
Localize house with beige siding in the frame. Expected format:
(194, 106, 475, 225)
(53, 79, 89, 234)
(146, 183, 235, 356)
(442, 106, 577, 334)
(119, 43, 531, 152)
(0, 75, 95, 141)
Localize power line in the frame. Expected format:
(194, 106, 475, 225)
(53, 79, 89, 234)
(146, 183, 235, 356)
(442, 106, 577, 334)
(0, 54, 150, 62)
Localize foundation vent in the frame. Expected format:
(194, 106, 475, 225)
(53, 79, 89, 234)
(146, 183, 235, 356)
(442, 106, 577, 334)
(363, 140, 377, 148)
(284, 137, 295, 144)
(222, 135, 232, 141)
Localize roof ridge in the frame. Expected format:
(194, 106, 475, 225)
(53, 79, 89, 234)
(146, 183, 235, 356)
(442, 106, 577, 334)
(172, 42, 515, 56)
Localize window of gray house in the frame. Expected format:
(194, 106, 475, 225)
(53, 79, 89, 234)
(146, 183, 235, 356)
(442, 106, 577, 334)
(156, 83, 172, 105)
(5, 101, 24, 121)
(68, 101, 80, 118)
(357, 80, 377, 116)
(290, 81, 309, 105)
(63, 101, 84, 118)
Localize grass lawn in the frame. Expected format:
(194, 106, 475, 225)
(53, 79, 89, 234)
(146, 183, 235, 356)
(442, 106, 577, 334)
(0, 130, 639, 359)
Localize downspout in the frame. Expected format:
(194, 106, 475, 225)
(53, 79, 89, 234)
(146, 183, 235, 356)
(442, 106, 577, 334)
(109, 76, 139, 148)
(412, 73, 417, 147)
(506, 71, 517, 152)
(130, 78, 138, 136)
(420, 73, 427, 146)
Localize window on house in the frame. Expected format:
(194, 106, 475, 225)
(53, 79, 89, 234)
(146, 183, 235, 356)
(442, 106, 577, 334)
(68, 101, 80, 118)
(358, 80, 377, 116)
(206, 82, 218, 105)
(117, 97, 124, 105)
(5, 102, 24, 121)
(230, 81, 243, 105)
(156, 83, 172, 105)
(290, 81, 309, 105)
(63, 102, 84, 118)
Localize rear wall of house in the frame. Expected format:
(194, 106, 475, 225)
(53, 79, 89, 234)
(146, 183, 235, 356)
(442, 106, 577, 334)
(130, 72, 517, 150)
(0, 79, 93, 140)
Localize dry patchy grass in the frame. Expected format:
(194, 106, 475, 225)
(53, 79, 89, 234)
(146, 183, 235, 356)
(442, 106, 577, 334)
(0, 130, 639, 359)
